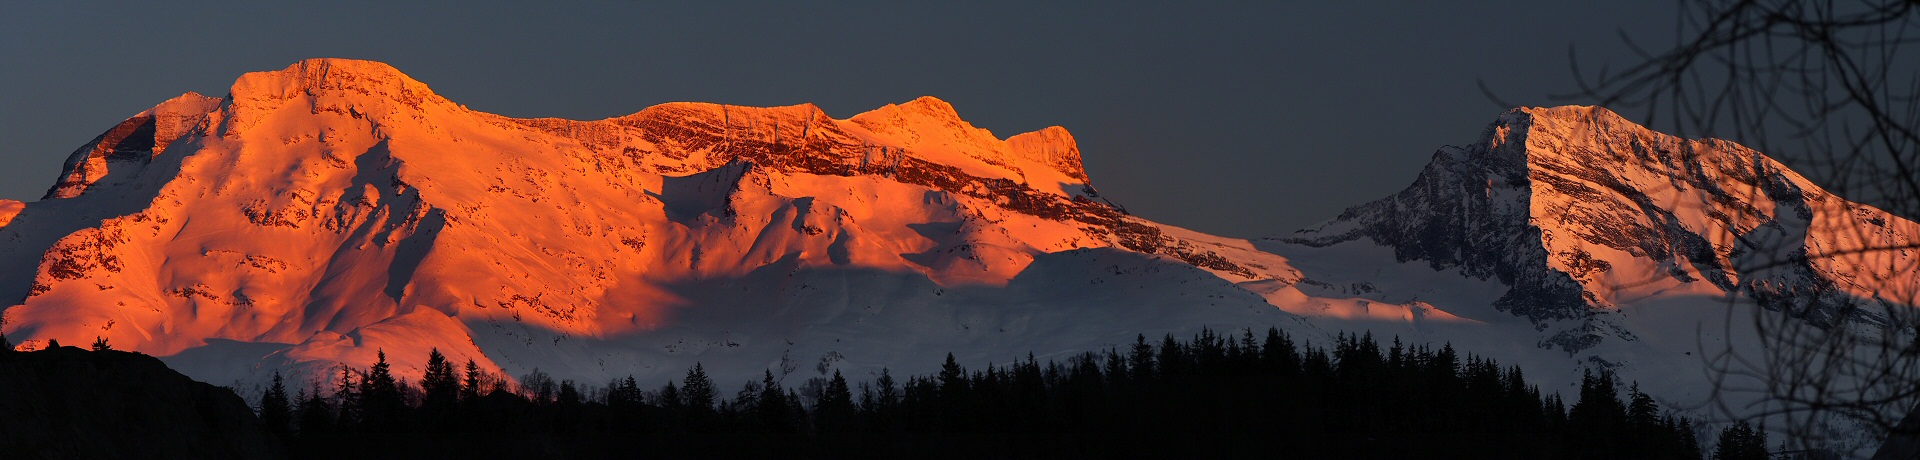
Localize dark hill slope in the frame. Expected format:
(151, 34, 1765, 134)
(0, 346, 283, 459)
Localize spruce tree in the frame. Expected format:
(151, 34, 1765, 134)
(1624, 383, 1663, 457)
(461, 359, 482, 401)
(938, 353, 969, 392)
(659, 381, 683, 410)
(1713, 421, 1769, 460)
(1157, 334, 1185, 378)
(756, 370, 790, 432)
(295, 382, 335, 435)
(682, 363, 716, 412)
(259, 371, 293, 434)
(611, 375, 642, 408)
(1128, 334, 1156, 381)
(1677, 417, 1704, 459)
(332, 367, 361, 431)
(937, 353, 971, 429)
(874, 368, 899, 409)
(817, 370, 855, 433)
(420, 348, 458, 408)
(360, 349, 403, 430)
(1568, 370, 1629, 459)
(1261, 327, 1299, 375)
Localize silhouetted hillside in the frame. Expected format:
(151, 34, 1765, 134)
(0, 344, 284, 459)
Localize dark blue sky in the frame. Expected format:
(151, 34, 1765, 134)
(0, 2, 1671, 237)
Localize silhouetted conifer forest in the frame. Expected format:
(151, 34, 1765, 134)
(259, 328, 1710, 459)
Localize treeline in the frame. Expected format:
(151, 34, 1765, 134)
(257, 329, 1712, 459)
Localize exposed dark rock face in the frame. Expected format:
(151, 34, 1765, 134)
(0, 346, 284, 459)
(1286, 109, 1590, 323)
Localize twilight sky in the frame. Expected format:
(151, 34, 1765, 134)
(0, 2, 1672, 238)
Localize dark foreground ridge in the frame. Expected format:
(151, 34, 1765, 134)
(0, 343, 284, 459)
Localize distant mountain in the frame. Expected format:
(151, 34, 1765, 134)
(1282, 106, 1919, 353)
(1, 61, 1913, 450)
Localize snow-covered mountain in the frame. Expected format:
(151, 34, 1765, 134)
(0, 59, 1303, 389)
(1, 60, 1914, 441)
(1282, 106, 1919, 355)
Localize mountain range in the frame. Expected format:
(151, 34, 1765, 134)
(2, 59, 1914, 442)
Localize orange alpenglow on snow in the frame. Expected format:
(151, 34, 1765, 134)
(0, 58, 1285, 387)
(0, 58, 1912, 428)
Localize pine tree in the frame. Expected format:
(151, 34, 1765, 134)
(1128, 334, 1156, 382)
(295, 382, 335, 434)
(875, 367, 899, 409)
(937, 353, 971, 429)
(756, 370, 790, 432)
(1625, 383, 1663, 457)
(420, 348, 458, 408)
(1157, 334, 1185, 378)
(659, 381, 683, 410)
(332, 367, 361, 431)
(1678, 417, 1704, 459)
(734, 379, 763, 414)
(1261, 327, 1299, 375)
(938, 353, 967, 391)
(817, 370, 855, 433)
(1102, 351, 1127, 382)
(1627, 383, 1659, 425)
(461, 359, 482, 401)
(682, 363, 716, 412)
(359, 349, 403, 430)
(1568, 370, 1629, 459)
(1713, 421, 1769, 460)
(259, 371, 293, 434)
(610, 375, 642, 408)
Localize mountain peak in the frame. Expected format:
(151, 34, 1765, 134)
(900, 95, 960, 117)
(1511, 105, 1620, 122)
(242, 58, 422, 92)
(143, 92, 223, 118)
(1007, 125, 1086, 181)
(849, 95, 970, 131)
(221, 58, 448, 135)
(1504, 106, 1641, 144)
